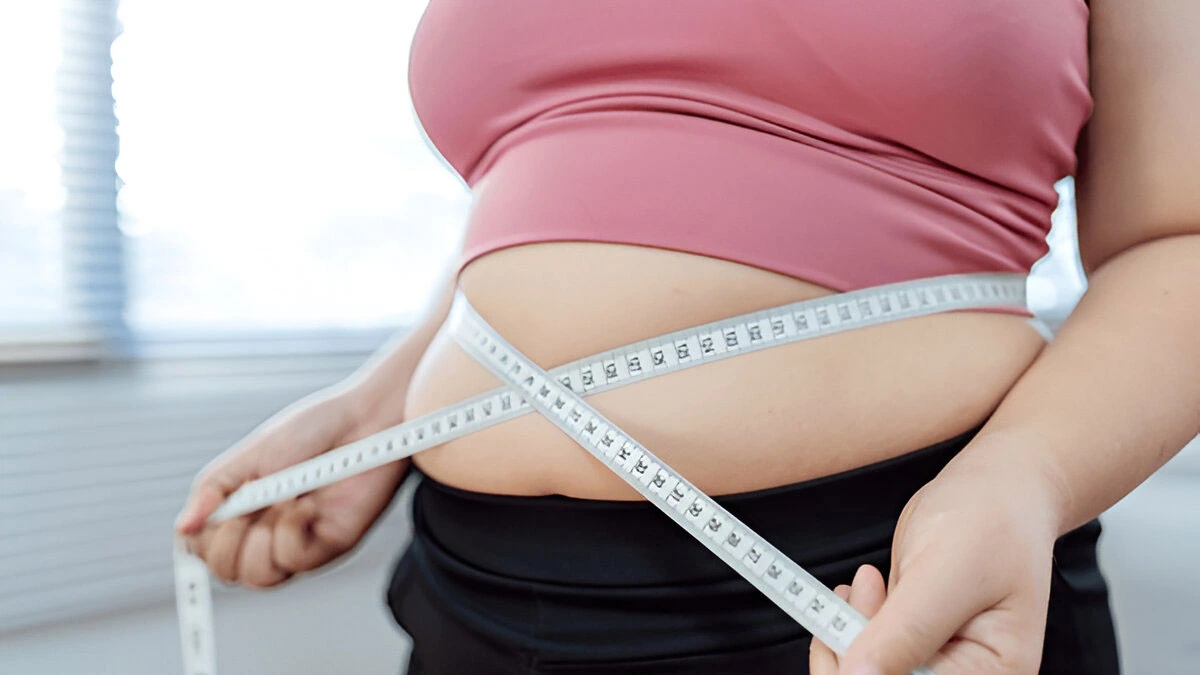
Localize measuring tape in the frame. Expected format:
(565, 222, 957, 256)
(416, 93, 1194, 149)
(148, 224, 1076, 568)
(175, 272, 1030, 675)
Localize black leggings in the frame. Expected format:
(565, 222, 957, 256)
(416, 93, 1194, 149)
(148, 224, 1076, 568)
(386, 430, 1120, 674)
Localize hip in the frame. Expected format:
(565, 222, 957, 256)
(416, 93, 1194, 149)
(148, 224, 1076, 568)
(386, 429, 1119, 674)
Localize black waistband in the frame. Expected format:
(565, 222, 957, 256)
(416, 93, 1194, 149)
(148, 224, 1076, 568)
(411, 427, 979, 587)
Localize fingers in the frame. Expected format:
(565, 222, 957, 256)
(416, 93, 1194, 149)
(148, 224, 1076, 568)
(838, 557, 985, 675)
(190, 498, 341, 589)
(812, 566, 889, 675)
(273, 497, 342, 574)
(238, 508, 292, 589)
(192, 515, 253, 584)
(176, 465, 251, 536)
(811, 585, 853, 675)
(848, 564, 887, 617)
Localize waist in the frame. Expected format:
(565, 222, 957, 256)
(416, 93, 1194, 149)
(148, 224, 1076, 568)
(391, 432, 972, 663)
(392, 430, 1108, 665)
(405, 243, 1046, 498)
(410, 427, 976, 587)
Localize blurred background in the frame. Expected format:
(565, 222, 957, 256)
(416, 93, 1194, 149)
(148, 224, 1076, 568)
(1, 2, 1196, 674)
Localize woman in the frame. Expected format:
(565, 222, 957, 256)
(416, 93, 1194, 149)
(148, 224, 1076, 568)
(176, 1, 1200, 673)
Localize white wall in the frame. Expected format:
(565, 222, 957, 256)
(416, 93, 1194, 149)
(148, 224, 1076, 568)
(1098, 437, 1200, 675)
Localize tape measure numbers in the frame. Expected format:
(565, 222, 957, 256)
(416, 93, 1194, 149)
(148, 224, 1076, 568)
(176, 273, 1028, 675)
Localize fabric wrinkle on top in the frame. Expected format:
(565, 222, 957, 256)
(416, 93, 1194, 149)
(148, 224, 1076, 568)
(407, 0, 1092, 300)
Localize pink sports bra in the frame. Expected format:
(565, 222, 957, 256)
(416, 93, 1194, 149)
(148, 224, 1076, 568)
(408, 0, 1092, 295)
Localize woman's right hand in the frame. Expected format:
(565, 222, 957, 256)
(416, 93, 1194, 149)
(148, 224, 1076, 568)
(174, 386, 410, 588)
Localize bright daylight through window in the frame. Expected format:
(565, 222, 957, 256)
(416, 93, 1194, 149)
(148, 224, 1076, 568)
(0, 1, 469, 348)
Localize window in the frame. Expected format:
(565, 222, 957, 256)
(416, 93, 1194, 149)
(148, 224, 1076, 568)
(0, 0, 468, 634)
(114, 0, 468, 337)
(0, 4, 63, 327)
(0, 0, 469, 357)
(0, 2, 107, 352)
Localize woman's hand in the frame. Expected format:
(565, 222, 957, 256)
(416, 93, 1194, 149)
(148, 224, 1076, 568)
(810, 565, 889, 674)
(174, 386, 409, 589)
(810, 455, 1064, 675)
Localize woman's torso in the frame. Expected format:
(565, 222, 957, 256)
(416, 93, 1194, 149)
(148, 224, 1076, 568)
(401, 0, 1090, 499)
(406, 245, 1044, 498)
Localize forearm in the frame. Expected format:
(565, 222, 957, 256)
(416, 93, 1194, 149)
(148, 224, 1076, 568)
(954, 233, 1200, 535)
(338, 263, 459, 429)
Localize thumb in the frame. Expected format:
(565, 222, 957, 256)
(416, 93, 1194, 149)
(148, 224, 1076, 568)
(838, 561, 981, 675)
(175, 464, 251, 535)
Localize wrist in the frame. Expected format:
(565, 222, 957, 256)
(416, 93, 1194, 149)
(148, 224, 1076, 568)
(338, 323, 443, 433)
(943, 427, 1075, 538)
(335, 371, 408, 435)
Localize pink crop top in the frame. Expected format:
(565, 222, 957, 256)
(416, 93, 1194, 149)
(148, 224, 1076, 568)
(408, 0, 1092, 293)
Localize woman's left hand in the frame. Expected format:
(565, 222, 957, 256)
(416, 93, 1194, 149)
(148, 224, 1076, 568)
(810, 454, 1065, 675)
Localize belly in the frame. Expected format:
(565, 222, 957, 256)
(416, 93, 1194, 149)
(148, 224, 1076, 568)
(404, 243, 1044, 499)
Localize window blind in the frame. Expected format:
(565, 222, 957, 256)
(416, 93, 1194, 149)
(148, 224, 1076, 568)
(0, 0, 122, 359)
(0, 0, 453, 633)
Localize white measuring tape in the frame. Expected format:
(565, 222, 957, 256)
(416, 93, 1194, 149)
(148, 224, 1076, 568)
(175, 272, 1031, 675)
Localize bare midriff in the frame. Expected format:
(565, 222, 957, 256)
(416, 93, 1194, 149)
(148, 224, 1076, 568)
(404, 242, 1044, 500)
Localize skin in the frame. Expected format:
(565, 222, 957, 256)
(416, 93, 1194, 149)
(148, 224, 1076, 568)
(813, 2, 1200, 673)
(178, 0, 1200, 672)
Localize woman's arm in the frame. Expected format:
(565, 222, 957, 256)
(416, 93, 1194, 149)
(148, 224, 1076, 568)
(827, 2, 1200, 673)
(338, 260, 459, 427)
(177, 263, 459, 587)
(966, 233, 1200, 537)
(958, 0, 1200, 538)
